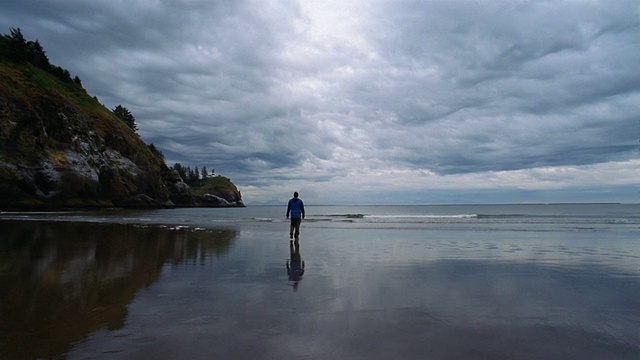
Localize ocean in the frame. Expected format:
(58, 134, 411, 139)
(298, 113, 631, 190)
(1, 203, 639, 359)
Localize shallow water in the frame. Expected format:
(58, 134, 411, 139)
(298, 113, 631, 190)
(0, 204, 639, 359)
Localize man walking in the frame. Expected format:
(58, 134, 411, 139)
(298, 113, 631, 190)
(286, 192, 305, 240)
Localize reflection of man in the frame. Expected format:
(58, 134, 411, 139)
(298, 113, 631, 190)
(286, 240, 305, 291)
(286, 191, 305, 240)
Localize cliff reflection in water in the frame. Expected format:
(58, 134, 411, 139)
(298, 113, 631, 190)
(0, 220, 237, 359)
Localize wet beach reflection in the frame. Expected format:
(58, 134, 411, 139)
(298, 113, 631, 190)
(1, 220, 638, 359)
(0, 220, 236, 359)
(286, 240, 305, 291)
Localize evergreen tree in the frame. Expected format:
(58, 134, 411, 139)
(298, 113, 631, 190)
(148, 143, 164, 159)
(113, 105, 138, 132)
(1, 28, 81, 86)
(186, 166, 193, 184)
(194, 167, 200, 185)
(171, 163, 219, 186)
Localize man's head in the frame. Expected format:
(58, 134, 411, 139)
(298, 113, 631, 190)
(293, 192, 299, 198)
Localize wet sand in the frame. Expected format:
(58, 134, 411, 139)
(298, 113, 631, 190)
(0, 219, 638, 359)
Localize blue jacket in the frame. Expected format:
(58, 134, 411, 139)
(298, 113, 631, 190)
(287, 198, 305, 219)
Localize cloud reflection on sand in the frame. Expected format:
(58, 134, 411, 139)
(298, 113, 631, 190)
(0, 220, 236, 359)
(1, 213, 638, 359)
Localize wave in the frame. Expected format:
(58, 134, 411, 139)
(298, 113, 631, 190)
(3, 206, 637, 232)
(322, 213, 478, 219)
(476, 214, 528, 219)
(313, 213, 481, 223)
(328, 214, 367, 219)
(252, 217, 276, 222)
(365, 214, 478, 219)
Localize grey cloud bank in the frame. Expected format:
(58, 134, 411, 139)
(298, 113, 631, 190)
(1, 0, 638, 204)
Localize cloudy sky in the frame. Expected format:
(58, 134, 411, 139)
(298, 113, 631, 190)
(2, 0, 638, 204)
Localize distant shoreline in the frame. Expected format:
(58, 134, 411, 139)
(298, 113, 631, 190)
(3, 201, 634, 211)
(245, 202, 628, 207)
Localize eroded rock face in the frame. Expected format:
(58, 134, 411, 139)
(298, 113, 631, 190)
(0, 98, 169, 208)
(0, 66, 241, 209)
(199, 193, 244, 207)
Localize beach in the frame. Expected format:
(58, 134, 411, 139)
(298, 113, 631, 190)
(0, 204, 638, 359)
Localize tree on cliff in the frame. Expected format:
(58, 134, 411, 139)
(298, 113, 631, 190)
(172, 163, 187, 181)
(192, 167, 201, 185)
(113, 105, 138, 133)
(1, 28, 49, 68)
(171, 163, 218, 186)
(1, 28, 83, 87)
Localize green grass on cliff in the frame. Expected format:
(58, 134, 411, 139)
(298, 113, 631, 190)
(192, 176, 239, 198)
(0, 60, 161, 166)
(0, 62, 104, 116)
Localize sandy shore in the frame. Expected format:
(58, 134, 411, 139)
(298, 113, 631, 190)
(1, 219, 638, 359)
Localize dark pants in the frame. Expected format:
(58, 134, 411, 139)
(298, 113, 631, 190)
(289, 218, 302, 239)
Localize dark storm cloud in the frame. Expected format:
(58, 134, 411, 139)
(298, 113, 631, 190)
(1, 0, 638, 203)
(351, 0, 639, 174)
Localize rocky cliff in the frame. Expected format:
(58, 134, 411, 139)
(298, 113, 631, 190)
(0, 33, 243, 209)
